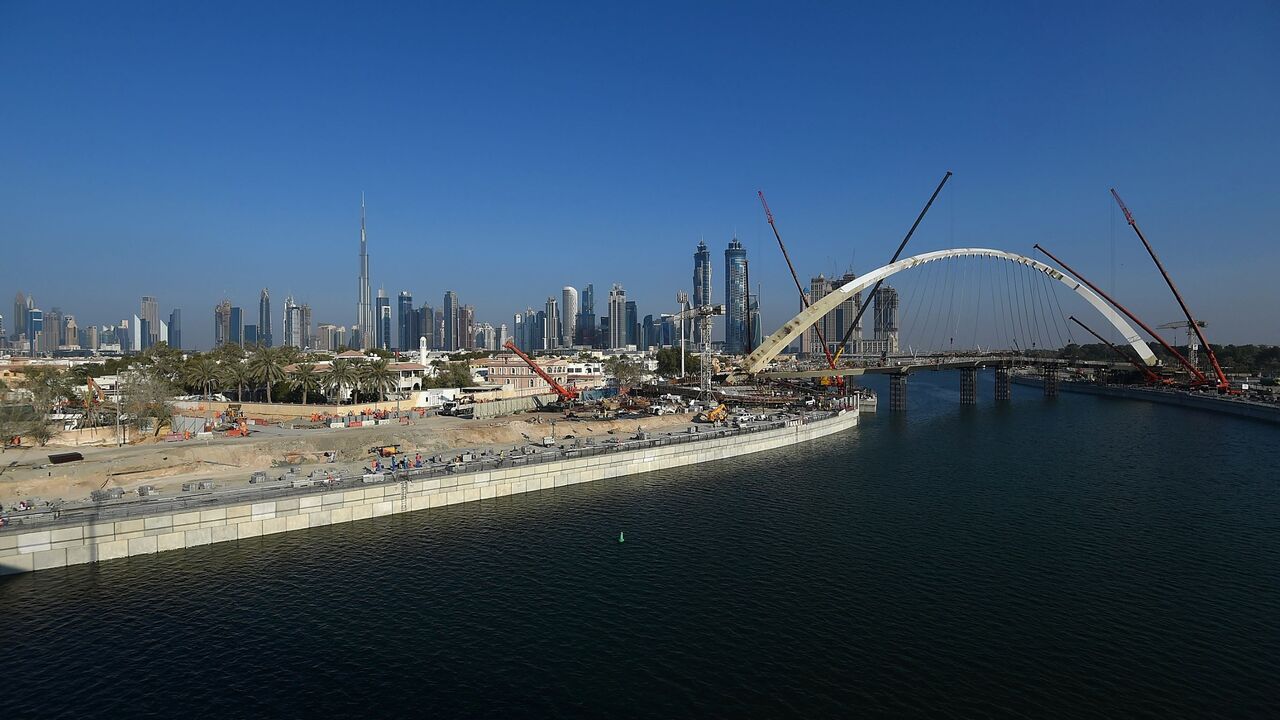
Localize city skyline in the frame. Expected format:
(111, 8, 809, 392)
(4, 4, 1278, 348)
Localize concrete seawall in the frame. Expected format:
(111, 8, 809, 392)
(1012, 377, 1280, 424)
(0, 411, 858, 575)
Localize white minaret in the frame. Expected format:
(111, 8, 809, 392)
(419, 335, 427, 359)
(356, 194, 374, 349)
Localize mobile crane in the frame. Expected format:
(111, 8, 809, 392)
(503, 340, 579, 403)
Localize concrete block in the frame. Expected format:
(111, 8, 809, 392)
(156, 531, 185, 552)
(97, 539, 130, 561)
(463, 487, 481, 502)
(250, 502, 276, 521)
(128, 535, 158, 555)
(0, 533, 18, 551)
(275, 498, 299, 513)
(199, 508, 228, 522)
(371, 501, 393, 517)
(408, 495, 430, 512)
(420, 479, 441, 491)
(18, 530, 51, 551)
(114, 519, 144, 534)
(285, 513, 309, 531)
(0, 553, 35, 575)
(237, 520, 263, 538)
(428, 493, 446, 508)
(495, 483, 512, 497)
(261, 517, 287, 535)
(331, 506, 353, 524)
(446, 489, 465, 507)
(226, 504, 252, 519)
(343, 490, 364, 503)
(299, 495, 322, 510)
(210, 524, 238, 543)
(66, 545, 93, 566)
(171, 511, 202, 528)
(200, 520, 230, 529)
(33, 548, 68, 571)
(85, 523, 116, 539)
(539, 477, 556, 491)
(309, 510, 332, 527)
(50, 526, 84, 543)
(322, 492, 345, 506)
(115, 531, 145, 542)
(184, 528, 212, 547)
(352, 504, 374, 521)
(143, 515, 173, 531)
(480, 485, 495, 500)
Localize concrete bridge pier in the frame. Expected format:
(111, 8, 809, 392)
(960, 367, 977, 405)
(889, 373, 907, 412)
(1042, 363, 1059, 397)
(994, 367, 1011, 401)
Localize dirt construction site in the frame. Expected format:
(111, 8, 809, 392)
(0, 411, 698, 507)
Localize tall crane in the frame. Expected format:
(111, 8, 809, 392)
(1157, 319, 1207, 369)
(1069, 316, 1163, 384)
(1111, 189, 1230, 390)
(503, 340, 578, 402)
(674, 302, 725, 399)
(757, 191, 841, 386)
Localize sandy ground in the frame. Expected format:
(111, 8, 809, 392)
(0, 412, 698, 506)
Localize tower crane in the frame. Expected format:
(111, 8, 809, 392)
(1157, 319, 1207, 370)
(674, 302, 725, 400)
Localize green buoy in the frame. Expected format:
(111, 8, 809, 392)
(618, 531, 625, 543)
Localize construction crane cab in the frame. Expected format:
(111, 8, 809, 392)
(503, 340, 579, 403)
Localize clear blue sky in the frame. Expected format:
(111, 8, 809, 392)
(3, 1, 1277, 349)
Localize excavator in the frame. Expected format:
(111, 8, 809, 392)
(503, 340, 579, 408)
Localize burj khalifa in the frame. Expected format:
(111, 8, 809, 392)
(356, 194, 373, 350)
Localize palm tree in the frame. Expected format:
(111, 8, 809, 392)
(183, 356, 220, 399)
(326, 360, 357, 405)
(290, 363, 322, 405)
(248, 346, 288, 403)
(219, 361, 251, 402)
(361, 358, 398, 403)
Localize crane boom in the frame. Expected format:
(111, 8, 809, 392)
(1033, 244, 1206, 383)
(757, 191, 840, 383)
(503, 340, 578, 401)
(1110, 189, 1229, 389)
(1069, 316, 1162, 384)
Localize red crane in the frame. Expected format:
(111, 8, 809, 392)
(503, 340, 578, 401)
(1068, 316, 1164, 385)
(1110, 189, 1231, 391)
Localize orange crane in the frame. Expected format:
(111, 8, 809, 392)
(1111, 189, 1231, 391)
(503, 340, 578, 402)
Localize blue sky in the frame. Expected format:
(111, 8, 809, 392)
(2, 1, 1277, 349)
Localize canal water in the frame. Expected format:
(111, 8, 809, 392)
(2, 372, 1277, 718)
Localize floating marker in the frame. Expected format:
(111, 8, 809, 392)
(619, 531, 625, 543)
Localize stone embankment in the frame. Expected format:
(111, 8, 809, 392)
(0, 409, 858, 575)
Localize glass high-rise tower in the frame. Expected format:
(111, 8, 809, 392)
(724, 238, 748, 354)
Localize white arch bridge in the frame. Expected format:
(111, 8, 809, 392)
(738, 247, 1157, 376)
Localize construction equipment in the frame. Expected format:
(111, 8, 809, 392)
(1158, 320, 1207, 369)
(694, 403, 728, 424)
(503, 340, 579, 402)
(1111, 189, 1230, 391)
(368, 444, 402, 457)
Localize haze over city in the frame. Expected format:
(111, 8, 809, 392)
(3, 1, 1278, 348)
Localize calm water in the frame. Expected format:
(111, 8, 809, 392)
(3, 373, 1278, 718)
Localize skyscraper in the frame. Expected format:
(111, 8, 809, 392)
(461, 305, 476, 350)
(693, 240, 712, 344)
(140, 296, 159, 347)
(724, 238, 748, 354)
(420, 303, 435, 350)
(375, 288, 391, 350)
(397, 291, 415, 351)
(578, 283, 596, 347)
(561, 286, 578, 348)
(624, 300, 638, 347)
(607, 284, 627, 349)
(26, 307, 43, 357)
(259, 289, 273, 348)
(10, 292, 25, 341)
(443, 291, 459, 351)
(356, 195, 374, 349)
(544, 296, 560, 350)
(230, 306, 244, 346)
(873, 285, 900, 354)
(169, 309, 182, 350)
(214, 300, 232, 346)
(300, 304, 312, 349)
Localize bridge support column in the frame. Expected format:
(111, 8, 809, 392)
(959, 367, 977, 405)
(994, 367, 1011, 401)
(889, 374, 907, 412)
(1042, 363, 1058, 398)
